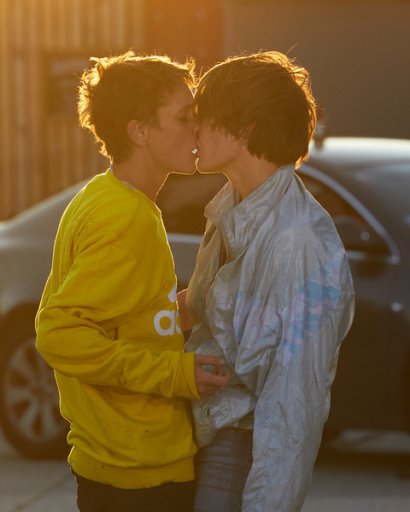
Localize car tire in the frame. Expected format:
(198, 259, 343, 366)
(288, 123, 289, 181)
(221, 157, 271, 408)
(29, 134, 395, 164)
(0, 314, 69, 459)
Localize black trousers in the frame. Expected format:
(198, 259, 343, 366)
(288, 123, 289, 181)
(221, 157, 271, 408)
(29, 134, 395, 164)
(75, 473, 195, 512)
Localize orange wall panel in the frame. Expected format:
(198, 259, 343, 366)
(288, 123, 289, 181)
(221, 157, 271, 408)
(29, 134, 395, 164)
(145, 0, 224, 69)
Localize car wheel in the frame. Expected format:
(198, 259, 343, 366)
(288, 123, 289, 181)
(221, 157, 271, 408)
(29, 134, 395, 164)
(0, 316, 69, 459)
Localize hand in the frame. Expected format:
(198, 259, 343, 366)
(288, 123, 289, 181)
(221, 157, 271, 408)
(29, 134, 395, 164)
(194, 354, 230, 397)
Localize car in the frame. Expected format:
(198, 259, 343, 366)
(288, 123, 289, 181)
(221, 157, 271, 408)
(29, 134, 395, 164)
(0, 137, 409, 458)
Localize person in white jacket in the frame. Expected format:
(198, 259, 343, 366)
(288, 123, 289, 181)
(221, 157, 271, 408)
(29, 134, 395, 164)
(180, 51, 355, 512)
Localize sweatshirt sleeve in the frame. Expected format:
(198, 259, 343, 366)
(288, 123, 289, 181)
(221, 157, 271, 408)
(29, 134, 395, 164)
(35, 226, 199, 400)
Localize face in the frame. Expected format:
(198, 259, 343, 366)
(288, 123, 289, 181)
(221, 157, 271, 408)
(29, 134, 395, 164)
(195, 119, 243, 174)
(145, 85, 198, 175)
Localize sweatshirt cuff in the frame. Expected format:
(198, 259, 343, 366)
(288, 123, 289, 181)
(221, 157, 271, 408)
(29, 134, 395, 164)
(176, 352, 200, 400)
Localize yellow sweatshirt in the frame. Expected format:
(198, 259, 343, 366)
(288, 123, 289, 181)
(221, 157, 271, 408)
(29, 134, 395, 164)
(35, 170, 199, 489)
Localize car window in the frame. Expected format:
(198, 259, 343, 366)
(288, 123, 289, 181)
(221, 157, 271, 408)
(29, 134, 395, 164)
(157, 173, 227, 235)
(301, 174, 390, 256)
(353, 163, 410, 233)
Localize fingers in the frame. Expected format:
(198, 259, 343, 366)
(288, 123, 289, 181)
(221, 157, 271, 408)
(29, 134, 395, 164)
(196, 369, 230, 397)
(195, 354, 226, 368)
(194, 354, 231, 397)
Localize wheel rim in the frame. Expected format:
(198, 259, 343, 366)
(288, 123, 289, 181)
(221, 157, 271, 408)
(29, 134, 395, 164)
(3, 337, 66, 442)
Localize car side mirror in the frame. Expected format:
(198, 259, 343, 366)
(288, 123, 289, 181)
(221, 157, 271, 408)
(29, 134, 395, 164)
(334, 216, 387, 255)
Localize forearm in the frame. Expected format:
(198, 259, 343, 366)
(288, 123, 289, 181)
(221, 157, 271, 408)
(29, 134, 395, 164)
(177, 288, 193, 332)
(36, 307, 200, 399)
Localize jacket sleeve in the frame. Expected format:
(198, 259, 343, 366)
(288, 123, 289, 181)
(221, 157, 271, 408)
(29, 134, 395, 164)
(240, 249, 355, 512)
(35, 227, 199, 400)
(231, 246, 353, 394)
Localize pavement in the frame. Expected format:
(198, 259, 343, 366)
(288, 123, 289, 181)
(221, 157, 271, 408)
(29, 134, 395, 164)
(0, 429, 410, 511)
(0, 433, 75, 511)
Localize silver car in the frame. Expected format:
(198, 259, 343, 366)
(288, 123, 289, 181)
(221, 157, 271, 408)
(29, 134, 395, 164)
(1, 137, 409, 458)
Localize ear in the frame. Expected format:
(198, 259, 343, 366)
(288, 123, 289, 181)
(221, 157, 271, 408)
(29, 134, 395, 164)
(238, 125, 252, 146)
(127, 119, 148, 146)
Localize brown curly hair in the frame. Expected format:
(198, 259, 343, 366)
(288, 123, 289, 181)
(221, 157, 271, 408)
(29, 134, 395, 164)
(78, 50, 196, 163)
(195, 51, 317, 168)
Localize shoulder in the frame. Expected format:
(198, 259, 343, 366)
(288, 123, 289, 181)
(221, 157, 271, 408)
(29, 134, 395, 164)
(85, 174, 160, 231)
(272, 179, 344, 257)
(246, 195, 348, 297)
(60, 173, 165, 251)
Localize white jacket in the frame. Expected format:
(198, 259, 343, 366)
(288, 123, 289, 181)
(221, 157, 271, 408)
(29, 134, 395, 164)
(186, 164, 355, 512)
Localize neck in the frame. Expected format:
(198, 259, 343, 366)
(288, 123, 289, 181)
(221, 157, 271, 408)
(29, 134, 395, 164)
(111, 154, 168, 202)
(224, 154, 280, 200)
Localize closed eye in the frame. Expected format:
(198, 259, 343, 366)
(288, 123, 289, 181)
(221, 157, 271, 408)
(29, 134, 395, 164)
(179, 105, 195, 122)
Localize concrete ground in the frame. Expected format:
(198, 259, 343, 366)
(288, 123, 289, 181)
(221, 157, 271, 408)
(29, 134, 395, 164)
(0, 429, 409, 511)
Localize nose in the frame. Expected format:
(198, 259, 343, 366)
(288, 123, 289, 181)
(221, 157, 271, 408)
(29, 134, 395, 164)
(193, 123, 200, 148)
(193, 119, 199, 138)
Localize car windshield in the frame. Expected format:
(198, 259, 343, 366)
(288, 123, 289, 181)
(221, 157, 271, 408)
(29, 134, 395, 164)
(353, 164, 410, 231)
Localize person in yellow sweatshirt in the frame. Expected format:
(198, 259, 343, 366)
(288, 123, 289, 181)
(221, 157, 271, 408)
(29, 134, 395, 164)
(35, 50, 230, 512)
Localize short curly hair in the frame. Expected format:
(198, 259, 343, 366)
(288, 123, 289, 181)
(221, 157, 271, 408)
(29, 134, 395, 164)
(195, 51, 317, 168)
(78, 50, 196, 163)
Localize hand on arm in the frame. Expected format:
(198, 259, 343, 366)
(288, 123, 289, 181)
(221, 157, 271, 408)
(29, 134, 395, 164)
(194, 354, 230, 397)
(36, 230, 202, 400)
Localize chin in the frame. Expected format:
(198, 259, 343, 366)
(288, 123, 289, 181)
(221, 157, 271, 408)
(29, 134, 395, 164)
(196, 162, 222, 174)
(174, 166, 197, 176)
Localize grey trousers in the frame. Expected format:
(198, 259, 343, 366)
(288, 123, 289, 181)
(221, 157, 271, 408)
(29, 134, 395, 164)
(194, 427, 253, 512)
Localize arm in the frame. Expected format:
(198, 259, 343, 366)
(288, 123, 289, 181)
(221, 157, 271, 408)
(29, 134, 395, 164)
(36, 229, 229, 399)
(241, 250, 355, 511)
(177, 288, 193, 332)
(229, 237, 354, 393)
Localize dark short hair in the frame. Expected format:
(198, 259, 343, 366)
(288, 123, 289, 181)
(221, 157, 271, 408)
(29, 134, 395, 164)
(195, 51, 317, 167)
(78, 50, 196, 163)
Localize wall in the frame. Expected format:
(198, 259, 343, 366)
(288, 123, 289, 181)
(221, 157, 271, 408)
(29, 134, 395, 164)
(1, 0, 407, 219)
(225, 0, 410, 140)
(0, 0, 145, 219)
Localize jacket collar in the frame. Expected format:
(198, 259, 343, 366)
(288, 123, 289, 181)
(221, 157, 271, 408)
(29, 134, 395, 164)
(204, 164, 295, 258)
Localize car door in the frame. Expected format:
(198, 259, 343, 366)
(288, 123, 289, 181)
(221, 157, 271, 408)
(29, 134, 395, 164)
(157, 172, 227, 288)
(300, 167, 406, 431)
